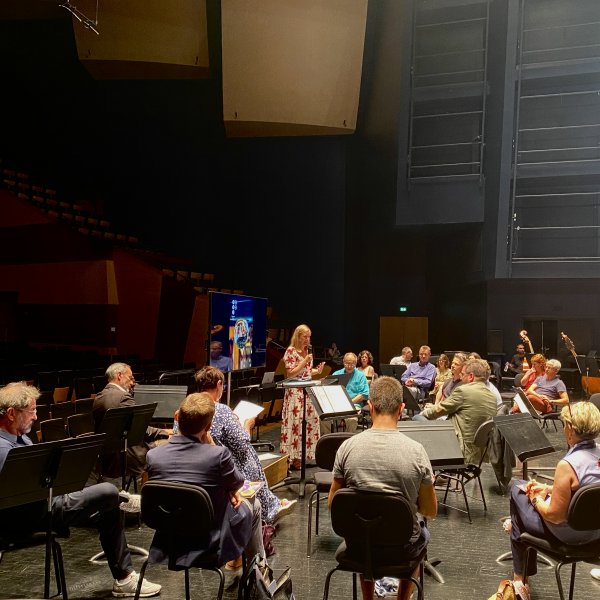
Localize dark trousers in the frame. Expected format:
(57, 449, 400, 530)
(509, 480, 553, 577)
(53, 482, 132, 580)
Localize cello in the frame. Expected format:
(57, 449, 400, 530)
(560, 331, 600, 396)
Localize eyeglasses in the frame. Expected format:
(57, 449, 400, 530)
(16, 407, 37, 415)
(344, 362, 356, 367)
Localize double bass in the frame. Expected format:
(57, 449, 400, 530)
(560, 331, 600, 395)
(519, 330, 534, 354)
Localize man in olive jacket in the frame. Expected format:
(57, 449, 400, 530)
(419, 358, 497, 463)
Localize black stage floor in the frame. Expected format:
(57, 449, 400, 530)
(2, 418, 600, 599)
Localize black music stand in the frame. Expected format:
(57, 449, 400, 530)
(396, 421, 468, 584)
(493, 413, 556, 567)
(0, 435, 106, 599)
(309, 383, 358, 433)
(92, 404, 157, 562)
(271, 379, 319, 498)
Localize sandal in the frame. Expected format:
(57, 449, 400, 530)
(513, 580, 530, 600)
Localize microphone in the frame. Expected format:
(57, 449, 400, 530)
(308, 344, 313, 355)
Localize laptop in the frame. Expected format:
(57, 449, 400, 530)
(244, 371, 276, 389)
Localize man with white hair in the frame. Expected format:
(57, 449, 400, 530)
(525, 358, 569, 414)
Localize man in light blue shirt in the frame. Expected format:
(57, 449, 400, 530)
(401, 345, 436, 402)
(322, 352, 369, 434)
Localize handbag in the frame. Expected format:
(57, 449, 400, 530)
(241, 554, 295, 600)
(487, 579, 516, 600)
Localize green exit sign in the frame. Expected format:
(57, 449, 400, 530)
(399, 306, 408, 313)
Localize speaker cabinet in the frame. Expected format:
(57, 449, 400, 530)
(222, 0, 368, 137)
(71, 0, 210, 79)
(487, 329, 504, 355)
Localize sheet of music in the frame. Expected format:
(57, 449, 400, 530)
(311, 385, 354, 414)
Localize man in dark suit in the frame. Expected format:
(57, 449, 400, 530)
(145, 392, 265, 568)
(93, 363, 169, 476)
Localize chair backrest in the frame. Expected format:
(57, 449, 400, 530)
(127, 402, 158, 446)
(52, 401, 75, 422)
(589, 393, 600, 412)
(473, 419, 495, 465)
(40, 418, 69, 442)
(314, 432, 354, 471)
(330, 488, 415, 579)
(515, 372, 525, 389)
(75, 397, 94, 414)
(568, 482, 600, 531)
(67, 412, 95, 438)
(141, 480, 216, 537)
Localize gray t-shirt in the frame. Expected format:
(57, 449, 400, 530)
(332, 428, 433, 538)
(533, 375, 566, 399)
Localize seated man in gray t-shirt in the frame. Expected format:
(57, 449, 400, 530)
(329, 376, 437, 600)
(525, 358, 569, 414)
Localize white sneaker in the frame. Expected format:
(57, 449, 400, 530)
(112, 571, 161, 597)
(591, 568, 600, 581)
(119, 492, 141, 514)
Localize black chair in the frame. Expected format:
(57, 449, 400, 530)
(30, 404, 52, 444)
(73, 377, 95, 399)
(74, 397, 94, 414)
(436, 419, 494, 523)
(40, 418, 69, 442)
(307, 432, 353, 557)
(589, 393, 600, 411)
(67, 412, 95, 438)
(520, 482, 600, 600)
(513, 387, 563, 431)
(51, 401, 75, 423)
(134, 481, 226, 600)
(323, 488, 426, 600)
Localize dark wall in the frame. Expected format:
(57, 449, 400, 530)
(3, 3, 599, 364)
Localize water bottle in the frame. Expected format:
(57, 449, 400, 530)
(172, 419, 179, 435)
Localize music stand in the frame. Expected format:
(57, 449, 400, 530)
(396, 421, 467, 584)
(92, 404, 156, 562)
(493, 413, 556, 567)
(0, 435, 106, 598)
(271, 379, 318, 498)
(379, 363, 395, 377)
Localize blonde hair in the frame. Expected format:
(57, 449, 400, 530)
(561, 402, 600, 441)
(178, 393, 215, 436)
(289, 324, 311, 351)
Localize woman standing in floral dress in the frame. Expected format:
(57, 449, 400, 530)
(280, 324, 324, 470)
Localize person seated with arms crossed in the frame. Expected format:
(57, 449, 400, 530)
(501, 401, 600, 600)
(328, 376, 437, 600)
(145, 393, 266, 576)
(434, 352, 467, 404)
(401, 345, 436, 403)
(0, 382, 161, 598)
(322, 352, 369, 434)
(390, 347, 412, 366)
(523, 358, 569, 414)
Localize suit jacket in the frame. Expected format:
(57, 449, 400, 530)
(421, 381, 497, 463)
(93, 383, 167, 476)
(146, 435, 251, 567)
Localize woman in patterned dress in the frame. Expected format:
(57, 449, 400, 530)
(189, 366, 295, 524)
(280, 324, 325, 470)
